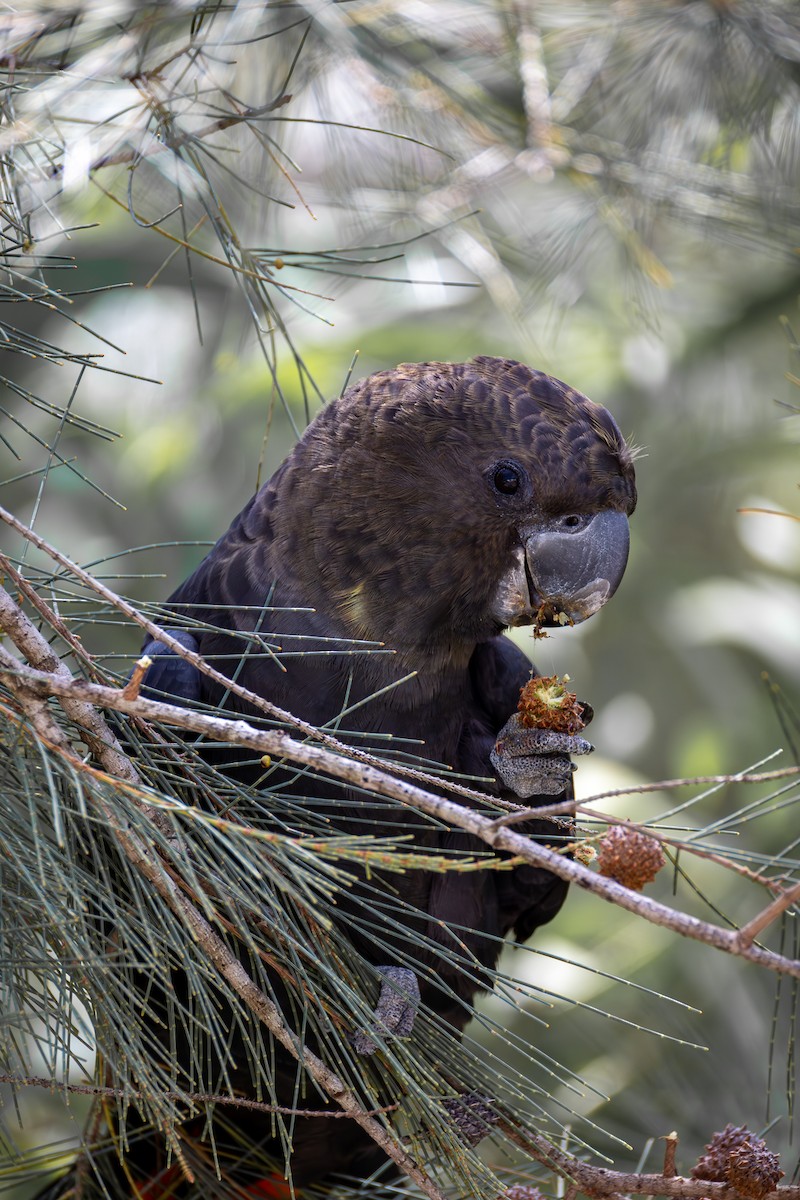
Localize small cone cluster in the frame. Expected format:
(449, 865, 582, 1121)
(692, 1124, 784, 1199)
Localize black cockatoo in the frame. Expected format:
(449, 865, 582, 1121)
(47, 357, 636, 1198)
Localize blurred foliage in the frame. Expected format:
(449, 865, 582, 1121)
(2, 1, 800, 1196)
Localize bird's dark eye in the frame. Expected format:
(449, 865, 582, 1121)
(492, 463, 523, 496)
(560, 514, 583, 529)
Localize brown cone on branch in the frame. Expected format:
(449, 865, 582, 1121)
(692, 1124, 757, 1181)
(596, 821, 665, 891)
(692, 1124, 784, 1199)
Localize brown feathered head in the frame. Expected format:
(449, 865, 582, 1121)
(265, 356, 636, 651)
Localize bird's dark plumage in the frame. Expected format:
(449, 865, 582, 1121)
(164, 358, 634, 672)
(57, 358, 636, 1197)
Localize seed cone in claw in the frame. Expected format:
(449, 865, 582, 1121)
(517, 674, 586, 735)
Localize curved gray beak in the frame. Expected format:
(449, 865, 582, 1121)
(524, 510, 630, 625)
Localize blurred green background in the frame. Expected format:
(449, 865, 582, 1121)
(3, 1, 800, 1191)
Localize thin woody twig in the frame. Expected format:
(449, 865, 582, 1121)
(583, 772, 800, 800)
(122, 654, 152, 700)
(0, 1074, 397, 1119)
(489, 768, 800, 830)
(735, 880, 800, 948)
(663, 1131, 678, 1178)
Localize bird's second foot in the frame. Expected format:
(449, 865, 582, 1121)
(351, 966, 421, 1056)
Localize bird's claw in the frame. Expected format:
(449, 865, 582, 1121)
(441, 1092, 499, 1147)
(351, 966, 421, 1056)
(490, 712, 593, 798)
